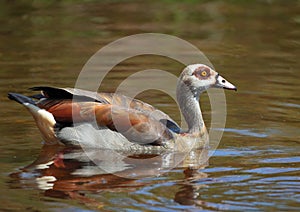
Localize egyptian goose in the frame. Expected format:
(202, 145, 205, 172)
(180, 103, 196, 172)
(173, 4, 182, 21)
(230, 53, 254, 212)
(8, 64, 236, 152)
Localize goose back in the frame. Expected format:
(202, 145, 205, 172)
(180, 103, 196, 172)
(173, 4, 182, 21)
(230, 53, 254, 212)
(31, 86, 181, 145)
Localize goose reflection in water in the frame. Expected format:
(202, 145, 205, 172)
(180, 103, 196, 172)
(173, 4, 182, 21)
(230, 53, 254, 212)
(9, 144, 209, 209)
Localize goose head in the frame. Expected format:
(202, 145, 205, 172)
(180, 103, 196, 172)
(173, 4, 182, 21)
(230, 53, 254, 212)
(179, 64, 237, 97)
(176, 64, 236, 134)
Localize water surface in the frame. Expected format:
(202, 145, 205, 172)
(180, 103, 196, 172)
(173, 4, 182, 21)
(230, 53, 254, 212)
(1, 1, 299, 211)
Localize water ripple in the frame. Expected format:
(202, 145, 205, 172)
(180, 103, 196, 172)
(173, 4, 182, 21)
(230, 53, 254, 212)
(260, 156, 300, 164)
(244, 167, 300, 174)
(215, 128, 268, 138)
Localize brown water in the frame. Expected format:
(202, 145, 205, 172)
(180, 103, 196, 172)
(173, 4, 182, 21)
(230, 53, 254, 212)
(1, 1, 300, 211)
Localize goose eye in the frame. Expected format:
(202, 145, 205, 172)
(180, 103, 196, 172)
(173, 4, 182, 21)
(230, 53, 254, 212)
(201, 71, 207, 77)
(193, 67, 210, 79)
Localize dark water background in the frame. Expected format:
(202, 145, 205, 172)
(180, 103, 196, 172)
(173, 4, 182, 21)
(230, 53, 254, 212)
(0, 1, 299, 211)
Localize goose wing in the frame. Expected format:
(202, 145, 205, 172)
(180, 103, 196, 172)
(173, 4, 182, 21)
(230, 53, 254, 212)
(32, 86, 179, 145)
(32, 86, 181, 132)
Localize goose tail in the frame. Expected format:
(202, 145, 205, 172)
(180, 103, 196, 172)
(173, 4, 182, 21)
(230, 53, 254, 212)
(8, 92, 59, 145)
(8, 92, 36, 105)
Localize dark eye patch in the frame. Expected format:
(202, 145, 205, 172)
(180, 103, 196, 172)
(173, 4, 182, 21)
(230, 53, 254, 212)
(193, 67, 211, 79)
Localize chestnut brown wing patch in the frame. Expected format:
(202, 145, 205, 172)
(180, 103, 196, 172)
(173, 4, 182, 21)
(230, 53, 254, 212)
(33, 86, 180, 134)
(38, 99, 173, 145)
(89, 103, 174, 145)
